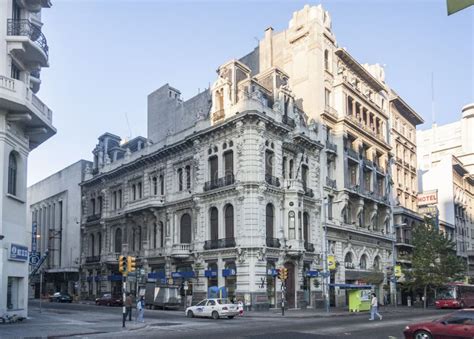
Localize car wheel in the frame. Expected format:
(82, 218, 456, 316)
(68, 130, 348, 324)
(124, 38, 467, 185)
(414, 330, 432, 339)
(187, 311, 194, 318)
(212, 311, 219, 320)
(228, 316, 234, 319)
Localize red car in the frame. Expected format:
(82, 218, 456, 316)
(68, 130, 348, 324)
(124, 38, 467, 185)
(95, 293, 123, 306)
(404, 309, 474, 339)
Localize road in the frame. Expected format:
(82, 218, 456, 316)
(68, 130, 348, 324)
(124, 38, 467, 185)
(0, 300, 452, 339)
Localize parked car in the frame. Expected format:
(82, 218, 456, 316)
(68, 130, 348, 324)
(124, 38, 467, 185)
(144, 283, 181, 310)
(49, 292, 72, 303)
(95, 293, 123, 306)
(404, 309, 474, 339)
(185, 298, 239, 320)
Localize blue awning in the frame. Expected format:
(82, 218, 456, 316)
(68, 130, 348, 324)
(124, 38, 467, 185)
(171, 271, 195, 279)
(204, 270, 218, 278)
(329, 284, 373, 289)
(306, 270, 319, 277)
(222, 268, 236, 277)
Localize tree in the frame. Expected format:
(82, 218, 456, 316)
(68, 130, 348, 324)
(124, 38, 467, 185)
(404, 217, 465, 308)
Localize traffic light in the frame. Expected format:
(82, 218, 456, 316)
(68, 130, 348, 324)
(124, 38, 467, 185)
(278, 267, 288, 280)
(119, 255, 127, 273)
(127, 256, 136, 272)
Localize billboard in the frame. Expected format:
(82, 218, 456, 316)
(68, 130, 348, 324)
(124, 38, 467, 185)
(417, 190, 438, 206)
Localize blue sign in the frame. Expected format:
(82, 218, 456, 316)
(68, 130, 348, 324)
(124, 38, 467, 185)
(204, 270, 218, 278)
(9, 243, 29, 262)
(31, 222, 38, 253)
(108, 274, 123, 281)
(306, 270, 319, 278)
(171, 271, 195, 279)
(29, 253, 40, 266)
(222, 269, 236, 277)
(267, 269, 278, 277)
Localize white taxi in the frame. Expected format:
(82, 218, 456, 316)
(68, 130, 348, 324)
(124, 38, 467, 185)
(185, 298, 239, 319)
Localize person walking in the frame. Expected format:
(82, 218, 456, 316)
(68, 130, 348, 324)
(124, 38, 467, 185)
(369, 292, 382, 321)
(237, 299, 244, 316)
(136, 296, 145, 323)
(125, 293, 133, 321)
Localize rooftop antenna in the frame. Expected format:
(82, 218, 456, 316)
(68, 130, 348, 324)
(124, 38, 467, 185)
(125, 112, 132, 141)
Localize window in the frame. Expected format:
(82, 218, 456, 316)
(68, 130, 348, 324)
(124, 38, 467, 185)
(210, 207, 219, 241)
(132, 184, 136, 200)
(185, 165, 191, 189)
(288, 211, 296, 240)
(209, 156, 218, 182)
(373, 256, 381, 270)
(325, 88, 331, 108)
(265, 150, 274, 178)
(282, 157, 287, 179)
(360, 254, 367, 269)
(324, 49, 330, 71)
(303, 212, 309, 242)
(153, 224, 157, 249)
(11, 63, 20, 80)
(225, 204, 234, 239)
(90, 234, 95, 256)
(138, 182, 142, 199)
(8, 152, 17, 195)
(159, 175, 164, 195)
(266, 204, 274, 239)
(113, 191, 117, 210)
(289, 159, 294, 179)
(327, 196, 333, 220)
(98, 232, 102, 255)
(302, 165, 309, 190)
(7, 277, 22, 310)
(152, 176, 158, 195)
(344, 252, 353, 264)
(224, 151, 234, 181)
(177, 168, 183, 191)
(114, 228, 122, 253)
(90, 198, 96, 215)
(159, 221, 164, 247)
(180, 213, 192, 243)
(118, 190, 122, 208)
(12, 0, 21, 20)
(98, 197, 103, 214)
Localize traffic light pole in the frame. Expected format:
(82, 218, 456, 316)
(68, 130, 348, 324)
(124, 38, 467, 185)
(122, 274, 127, 328)
(281, 281, 285, 316)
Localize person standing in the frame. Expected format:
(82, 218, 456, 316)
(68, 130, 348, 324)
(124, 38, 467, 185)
(136, 296, 145, 323)
(369, 292, 382, 321)
(125, 293, 133, 321)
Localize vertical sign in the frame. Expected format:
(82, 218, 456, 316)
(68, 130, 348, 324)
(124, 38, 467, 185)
(31, 221, 38, 254)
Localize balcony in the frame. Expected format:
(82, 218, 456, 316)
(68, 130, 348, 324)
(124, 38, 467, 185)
(323, 105, 338, 120)
(304, 241, 315, 252)
(282, 115, 296, 128)
(344, 262, 355, 269)
(396, 238, 414, 248)
(266, 237, 281, 248)
(211, 109, 225, 124)
(265, 174, 281, 187)
(204, 174, 235, 191)
(171, 243, 192, 258)
(0, 76, 55, 148)
(204, 237, 236, 250)
(325, 140, 337, 153)
(6, 19, 49, 66)
(86, 214, 101, 223)
(326, 177, 337, 190)
(85, 255, 101, 264)
(346, 148, 359, 161)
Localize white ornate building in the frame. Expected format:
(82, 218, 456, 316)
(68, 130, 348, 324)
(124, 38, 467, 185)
(80, 4, 422, 309)
(0, 0, 55, 317)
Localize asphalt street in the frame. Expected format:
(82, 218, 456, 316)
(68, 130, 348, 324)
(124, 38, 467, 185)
(0, 300, 452, 339)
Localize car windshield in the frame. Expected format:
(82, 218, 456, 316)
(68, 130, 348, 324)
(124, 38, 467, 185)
(196, 300, 207, 306)
(437, 287, 456, 300)
(216, 299, 231, 305)
(103, 294, 111, 298)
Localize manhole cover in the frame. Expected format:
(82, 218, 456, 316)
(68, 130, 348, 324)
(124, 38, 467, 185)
(149, 322, 181, 327)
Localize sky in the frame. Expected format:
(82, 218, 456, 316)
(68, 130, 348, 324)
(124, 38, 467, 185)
(29, 0, 473, 185)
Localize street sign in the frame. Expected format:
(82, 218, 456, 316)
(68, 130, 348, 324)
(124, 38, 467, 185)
(29, 253, 40, 265)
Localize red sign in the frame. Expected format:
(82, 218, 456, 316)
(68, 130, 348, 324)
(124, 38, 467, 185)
(417, 191, 438, 206)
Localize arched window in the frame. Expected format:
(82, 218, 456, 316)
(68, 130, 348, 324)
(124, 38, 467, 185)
(344, 252, 353, 263)
(8, 152, 17, 195)
(153, 223, 157, 249)
(159, 221, 164, 247)
(266, 204, 274, 239)
(185, 165, 191, 189)
(180, 213, 192, 243)
(210, 207, 219, 241)
(98, 232, 102, 255)
(114, 228, 122, 253)
(324, 49, 330, 71)
(373, 256, 381, 270)
(90, 234, 95, 256)
(360, 254, 367, 270)
(152, 176, 158, 195)
(224, 151, 234, 181)
(288, 211, 296, 239)
(225, 204, 234, 239)
(303, 212, 309, 242)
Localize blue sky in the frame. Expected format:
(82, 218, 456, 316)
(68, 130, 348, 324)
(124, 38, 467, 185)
(29, 0, 473, 185)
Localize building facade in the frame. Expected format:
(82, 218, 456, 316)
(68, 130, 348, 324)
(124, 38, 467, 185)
(80, 4, 422, 309)
(0, 0, 55, 317)
(389, 90, 424, 304)
(27, 160, 90, 297)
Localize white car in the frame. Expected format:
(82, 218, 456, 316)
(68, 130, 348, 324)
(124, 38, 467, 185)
(185, 298, 239, 319)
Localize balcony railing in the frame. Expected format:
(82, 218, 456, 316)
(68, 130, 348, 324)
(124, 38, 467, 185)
(171, 243, 192, 258)
(346, 148, 359, 160)
(326, 177, 337, 189)
(323, 105, 338, 119)
(204, 174, 235, 191)
(86, 214, 101, 223)
(85, 255, 101, 264)
(282, 115, 296, 128)
(7, 19, 49, 58)
(266, 237, 281, 248)
(204, 237, 236, 250)
(344, 262, 355, 269)
(265, 174, 281, 187)
(304, 241, 315, 252)
(325, 140, 337, 153)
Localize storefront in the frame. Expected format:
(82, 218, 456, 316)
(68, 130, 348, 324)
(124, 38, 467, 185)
(223, 262, 236, 301)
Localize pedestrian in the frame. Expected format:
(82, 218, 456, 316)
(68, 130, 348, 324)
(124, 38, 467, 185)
(136, 296, 145, 323)
(125, 293, 133, 321)
(238, 299, 244, 316)
(369, 292, 382, 321)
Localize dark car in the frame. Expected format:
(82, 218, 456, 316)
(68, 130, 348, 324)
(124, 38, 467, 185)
(404, 309, 474, 339)
(95, 293, 123, 306)
(49, 292, 72, 303)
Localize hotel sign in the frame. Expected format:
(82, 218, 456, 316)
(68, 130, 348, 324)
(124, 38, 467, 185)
(9, 243, 29, 262)
(417, 190, 438, 206)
